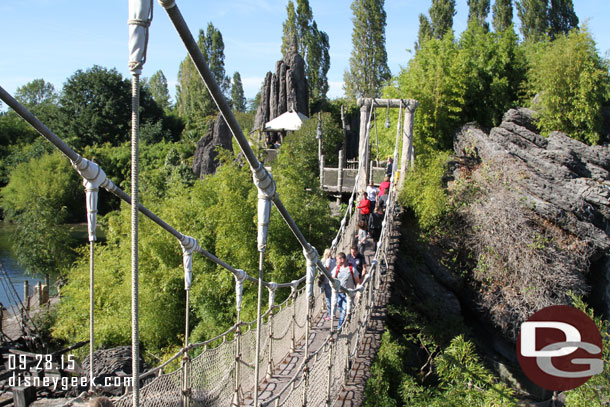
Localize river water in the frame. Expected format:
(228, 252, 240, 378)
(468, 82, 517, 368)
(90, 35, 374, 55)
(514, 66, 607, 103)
(0, 225, 43, 309)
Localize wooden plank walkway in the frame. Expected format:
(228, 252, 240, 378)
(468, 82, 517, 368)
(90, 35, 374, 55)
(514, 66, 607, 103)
(243, 212, 400, 406)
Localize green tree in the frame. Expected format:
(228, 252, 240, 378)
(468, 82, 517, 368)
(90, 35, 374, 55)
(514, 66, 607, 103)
(148, 70, 172, 111)
(548, 0, 578, 39)
(391, 33, 464, 152)
(457, 24, 526, 129)
(57, 65, 164, 149)
(526, 28, 609, 144)
(517, 0, 549, 41)
(344, 0, 391, 99)
(1, 152, 82, 277)
(415, 13, 433, 51)
(14, 79, 59, 127)
(281, 1, 298, 56)
(176, 24, 229, 130)
(492, 0, 514, 32)
(467, 0, 490, 29)
(231, 72, 247, 113)
(305, 21, 330, 107)
(429, 0, 457, 39)
(281, 0, 331, 106)
(204, 23, 230, 94)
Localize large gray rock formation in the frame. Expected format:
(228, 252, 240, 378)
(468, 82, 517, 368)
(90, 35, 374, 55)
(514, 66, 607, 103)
(452, 108, 610, 340)
(253, 52, 309, 130)
(192, 113, 233, 178)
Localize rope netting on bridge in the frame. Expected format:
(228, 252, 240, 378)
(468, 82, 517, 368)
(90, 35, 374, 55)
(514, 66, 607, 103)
(0, 0, 417, 405)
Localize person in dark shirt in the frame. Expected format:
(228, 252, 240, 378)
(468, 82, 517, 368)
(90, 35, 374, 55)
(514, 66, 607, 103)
(385, 156, 393, 178)
(368, 205, 383, 243)
(347, 245, 367, 281)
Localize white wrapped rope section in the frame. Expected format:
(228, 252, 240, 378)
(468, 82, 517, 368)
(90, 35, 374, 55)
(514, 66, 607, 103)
(71, 156, 117, 242)
(179, 235, 197, 290)
(128, 0, 153, 75)
(267, 282, 278, 309)
(234, 269, 247, 314)
(252, 163, 276, 251)
(303, 245, 319, 299)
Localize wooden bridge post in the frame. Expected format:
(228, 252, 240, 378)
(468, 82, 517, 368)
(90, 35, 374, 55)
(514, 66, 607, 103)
(399, 101, 418, 188)
(337, 150, 344, 198)
(319, 155, 325, 188)
(23, 280, 30, 311)
(357, 102, 371, 192)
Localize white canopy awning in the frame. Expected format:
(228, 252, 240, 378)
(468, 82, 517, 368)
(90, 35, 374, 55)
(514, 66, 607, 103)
(264, 110, 309, 132)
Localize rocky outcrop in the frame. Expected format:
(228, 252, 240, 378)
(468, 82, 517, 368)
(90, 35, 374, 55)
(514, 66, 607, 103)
(452, 108, 610, 340)
(253, 52, 309, 130)
(192, 113, 233, 178)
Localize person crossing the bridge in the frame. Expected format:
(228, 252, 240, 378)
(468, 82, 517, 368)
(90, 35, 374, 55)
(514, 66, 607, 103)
(347, 245, 367, 281)
(357, 191, 371, 223)
(366, 181, 377, 212)
(334, 252, 358, 329)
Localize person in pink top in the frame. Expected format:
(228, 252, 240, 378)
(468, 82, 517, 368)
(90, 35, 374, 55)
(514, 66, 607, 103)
(379, 176, 391, 196)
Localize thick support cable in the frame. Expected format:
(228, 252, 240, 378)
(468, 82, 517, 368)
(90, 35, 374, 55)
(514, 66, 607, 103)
(130, 74, 141, 407)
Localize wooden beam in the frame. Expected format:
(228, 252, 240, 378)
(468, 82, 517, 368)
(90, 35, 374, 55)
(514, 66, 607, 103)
(357, 97, 417, 108)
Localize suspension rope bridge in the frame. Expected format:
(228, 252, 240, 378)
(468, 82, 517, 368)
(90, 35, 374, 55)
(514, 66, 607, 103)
(0, 0, 418, 405)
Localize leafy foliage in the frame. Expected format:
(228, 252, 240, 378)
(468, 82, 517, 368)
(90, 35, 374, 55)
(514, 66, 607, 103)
(399, 152, 451, 231)
(526, 28, 610, 144)
(564, 295, 610, 406)
(147, 70, 172, 112)
(429, 0, 457, 39)
(548, 0, 579, 39)
(1, 152, 81, 277)
(492, 0, 513, 33)
(281, 0, 330, 107)
(231, 72, 247, 113)
(516, 0, 549, 42)
(467, 0, 490, 30)
(344, 0, 391, 99)
(364, 307, 518, 407)
(416, 13, 433, 51)
(176, 24, 228, 131)
(56, 65, 165, 149)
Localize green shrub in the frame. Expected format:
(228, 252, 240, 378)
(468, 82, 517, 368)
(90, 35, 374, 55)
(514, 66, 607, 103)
(399, 151, 451, 231)
(526, 28, 610, 144)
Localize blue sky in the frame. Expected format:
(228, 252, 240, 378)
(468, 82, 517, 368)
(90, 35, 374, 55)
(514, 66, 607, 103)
(1, 0, 609, 108)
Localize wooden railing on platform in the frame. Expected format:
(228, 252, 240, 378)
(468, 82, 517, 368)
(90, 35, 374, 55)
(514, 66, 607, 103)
(319, 150, 387, 194)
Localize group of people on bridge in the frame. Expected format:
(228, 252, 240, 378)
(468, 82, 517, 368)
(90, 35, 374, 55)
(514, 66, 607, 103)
(316, 156, 394, 329)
